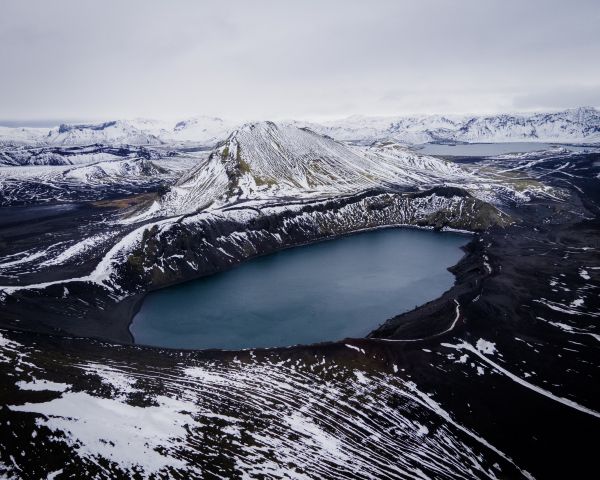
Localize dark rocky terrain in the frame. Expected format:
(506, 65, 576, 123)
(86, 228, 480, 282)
(0, 142, 598, 478)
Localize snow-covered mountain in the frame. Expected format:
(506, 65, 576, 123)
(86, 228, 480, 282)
(47, 121, 162, 146)
(293, 107, 600, 144)
(110, 116, 237, 145)
(167, 116, 237, 144)
(0, 126, 50, 146)
(0, 116, 236, 148)
(0, 121, 163, 147)
(62, 158, 165, 183)
(145, 121, 468, 218)
(0, 144, 166, 166)
(1, 107, 599, 149)
(0, 154, 198, 206)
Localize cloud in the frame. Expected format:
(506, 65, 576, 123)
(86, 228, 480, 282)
(0, 0, 599, 120)
(513, 86, 600, 111)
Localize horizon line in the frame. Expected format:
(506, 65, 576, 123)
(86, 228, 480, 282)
(1, 105, 598, 128)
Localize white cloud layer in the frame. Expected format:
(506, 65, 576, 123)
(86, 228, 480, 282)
(1, 0, 599, 121)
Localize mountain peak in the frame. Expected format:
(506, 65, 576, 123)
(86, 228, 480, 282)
(148, 122, 467, 220)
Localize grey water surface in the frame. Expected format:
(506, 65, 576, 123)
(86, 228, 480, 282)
(416, 142, 598, 157)
(131, 228, 470, 350)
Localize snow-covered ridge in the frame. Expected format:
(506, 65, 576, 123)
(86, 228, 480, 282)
(0, 154, 200, 206)
(291, 106, 600, 144)
(49, 121, 162, 146)
(1, 107, 599, 148)
(138, 120, 556, 222)
(0, 116, 237, 147)
(143, 121, 471, 218)
(0, 144, 166, 166)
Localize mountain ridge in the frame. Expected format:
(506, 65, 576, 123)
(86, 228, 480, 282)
(1, 107, 599, 148)
(140, 121, 470, 219)
(291, 106, 600, 144)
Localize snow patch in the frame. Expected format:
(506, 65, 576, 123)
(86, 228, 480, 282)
(476, 339, 497, 355)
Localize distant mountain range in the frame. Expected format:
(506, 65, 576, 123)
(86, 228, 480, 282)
(0, 116, 236, 148)
(294, 106, 600, 144)
(1, 107, 599, 151)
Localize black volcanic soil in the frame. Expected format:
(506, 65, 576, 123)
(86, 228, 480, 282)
(0, 153, 599, 478)
(0, 185, 506, 343)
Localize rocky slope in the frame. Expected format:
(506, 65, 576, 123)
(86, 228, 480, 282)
(0, 186, 507, 341)
(0, 121, 555, 338)
(145, 122, 468, 219)
(0, 121, 515, 341)
(0, 144, 170, 167)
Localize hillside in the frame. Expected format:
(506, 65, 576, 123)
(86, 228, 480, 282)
(146, 122, 468, 218)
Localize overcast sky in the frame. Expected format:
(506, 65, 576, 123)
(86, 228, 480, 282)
(1, 0, 599, 122)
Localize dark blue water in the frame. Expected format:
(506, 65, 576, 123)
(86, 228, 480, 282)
(0, 203, 79, 227)
(416, 142, 598, 157)
(131, 228, 470, 350)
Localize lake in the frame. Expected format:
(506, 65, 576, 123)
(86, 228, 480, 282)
(415, 142, 598, 157)
(0, 203, 79, 228)
(130, 228, 470, 350)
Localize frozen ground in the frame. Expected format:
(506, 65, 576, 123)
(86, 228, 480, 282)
(0, 117, 599, 479)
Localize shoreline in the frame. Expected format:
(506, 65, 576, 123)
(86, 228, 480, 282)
(126, 225, 476, 351)
(0, 186, 495, 345)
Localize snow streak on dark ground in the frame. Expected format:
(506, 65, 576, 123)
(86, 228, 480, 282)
(0, 330, 532, 479)
(0, 150, 598, 479)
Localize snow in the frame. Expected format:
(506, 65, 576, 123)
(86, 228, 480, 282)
(292, 107, 600, 145)
(0, 117, 234, 149)
(2, 108, 599, 153)
(0, 330, 23, 363)
(40, 233, 115, 267)
(354, 371, 368, 384)
(10, 392, 197, 473)
(63, 158, 159, 182)
(443, 341, 600, 419)
(46, 470, 63, 480)
(345, 344, 365, 354)
(2, 330, 535, 479)
(482, 255, 492, 274)
(0, 126, 50, 146)
(46, 120, 162, 146)
(142, 121, 488, 219)
(122, 119, 557, 225)
(401, 380, 531, 477)
(0, 249, 49, 269)
(570, 298, 584, 308)
(16, 379, 69, 392)
(533, 298, 599, 318)
(475, 339, 497, 355)
(0, 217, 174, 297)
(536, 316, 600, 343)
